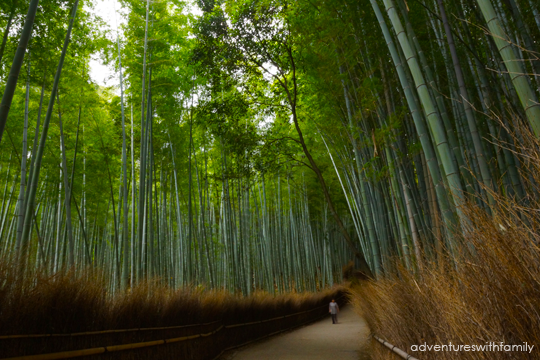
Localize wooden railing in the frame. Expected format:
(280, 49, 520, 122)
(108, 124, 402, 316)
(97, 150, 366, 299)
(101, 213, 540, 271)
(0, 294, 346, 360)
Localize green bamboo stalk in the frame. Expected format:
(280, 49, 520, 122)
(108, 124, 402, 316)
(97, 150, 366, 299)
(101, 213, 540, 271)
(401, 172, 422, 271)
(188, 98, 194, 282)
(0, 159, 15, 253)
(476, 0, 540, 135)
(437, 0, 495, 208)
(56, 93, 75, 266)
(137, 0, 152, 282)
(369, 0, 459, 246)
(130, 103, 135, 286)
(20, 0, 80, 267)
(15, 59, 30, 251)
(168, 139, 183, 285)
(340, 70, 381, 276)
(0, 0, 16, 65)
(528, 0, 540, 31)
(503, 0, 540, 75)
(116, 21, 129, 289)
(396, 0, 468, 187)
(0, 0, 39, 144)
(382, 0, 466, 229)
(53, 179, 62, 272)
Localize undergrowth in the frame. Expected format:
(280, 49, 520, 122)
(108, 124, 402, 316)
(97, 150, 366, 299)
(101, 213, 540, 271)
(0, 262, 345, 359)
(351, 123, 540, 359)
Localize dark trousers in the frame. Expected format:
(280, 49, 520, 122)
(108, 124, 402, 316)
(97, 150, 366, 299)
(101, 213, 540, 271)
(331, 314, 337, 324)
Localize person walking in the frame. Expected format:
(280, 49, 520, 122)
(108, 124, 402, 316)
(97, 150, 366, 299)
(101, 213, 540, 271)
(329, 299, 339, 324)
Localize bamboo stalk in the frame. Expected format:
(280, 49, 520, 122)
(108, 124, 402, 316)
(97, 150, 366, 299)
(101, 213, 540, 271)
(373, 335, 419, 360)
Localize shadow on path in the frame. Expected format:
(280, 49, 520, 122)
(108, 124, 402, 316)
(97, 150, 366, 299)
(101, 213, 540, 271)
(221, 305, 370, 360)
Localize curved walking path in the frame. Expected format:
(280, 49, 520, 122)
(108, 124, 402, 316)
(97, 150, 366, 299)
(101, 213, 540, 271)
(222, 305, 370, 360)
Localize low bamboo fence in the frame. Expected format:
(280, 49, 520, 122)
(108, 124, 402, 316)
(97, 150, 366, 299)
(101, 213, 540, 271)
(0, 293, 346, 360)
(373, 335, 419, 360)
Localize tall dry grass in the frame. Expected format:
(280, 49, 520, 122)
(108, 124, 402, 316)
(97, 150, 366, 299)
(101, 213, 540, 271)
(352, 122, 540, 359)
(0, 261, 346, 359)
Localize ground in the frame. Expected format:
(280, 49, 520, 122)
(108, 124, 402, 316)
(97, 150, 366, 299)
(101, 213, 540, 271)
(221, 304, 371, 359)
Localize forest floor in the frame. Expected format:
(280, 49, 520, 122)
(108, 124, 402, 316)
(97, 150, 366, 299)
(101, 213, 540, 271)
(220, 305, 371, 359)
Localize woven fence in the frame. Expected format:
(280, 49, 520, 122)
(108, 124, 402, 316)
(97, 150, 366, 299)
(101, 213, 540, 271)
(0, 291, 346, 360)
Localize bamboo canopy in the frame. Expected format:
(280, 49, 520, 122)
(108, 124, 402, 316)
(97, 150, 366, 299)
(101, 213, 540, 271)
(0, 0, 539, 289)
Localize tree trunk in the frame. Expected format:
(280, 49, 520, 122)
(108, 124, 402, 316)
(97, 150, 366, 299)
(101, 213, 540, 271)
(476, 0, 540, 136)
(0, 0, 39, 144)
(19, 0, 80, 268)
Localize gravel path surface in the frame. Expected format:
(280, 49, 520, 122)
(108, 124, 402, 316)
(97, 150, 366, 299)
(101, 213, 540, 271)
(222, 304, 370, 359)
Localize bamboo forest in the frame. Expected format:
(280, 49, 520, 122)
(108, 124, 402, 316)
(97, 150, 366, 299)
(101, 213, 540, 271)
(1, 0, 540, 359)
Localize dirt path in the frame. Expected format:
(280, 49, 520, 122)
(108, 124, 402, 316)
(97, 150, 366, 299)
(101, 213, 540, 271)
(222, 305, 370, 360)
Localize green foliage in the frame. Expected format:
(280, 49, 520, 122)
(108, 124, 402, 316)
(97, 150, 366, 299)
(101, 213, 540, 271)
(2, 0, 539, 287)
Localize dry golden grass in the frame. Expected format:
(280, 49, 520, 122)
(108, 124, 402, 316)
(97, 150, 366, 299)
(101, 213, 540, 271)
(0, 262, 345, 359)
(351, 123, 540, 359)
